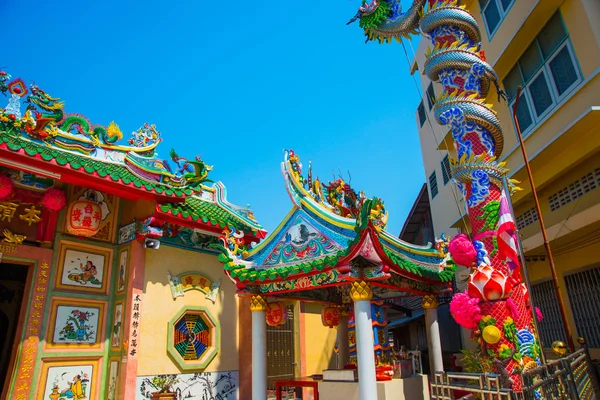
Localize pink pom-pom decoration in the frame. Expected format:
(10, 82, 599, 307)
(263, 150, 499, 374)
(41, 188, 67, 211)
(448, 234, 477, 267)
(535, 307, 543, 321)
(468, 265, 513, 301)
(0, 173, 14, 201)
(449, 291, 482, 329)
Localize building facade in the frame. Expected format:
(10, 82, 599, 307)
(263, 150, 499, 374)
(0, 71, 344, 400)
(411, 0, 600, 356)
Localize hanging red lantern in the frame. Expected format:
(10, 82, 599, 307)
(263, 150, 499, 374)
(321, 306, 341, 328)
(66, 198, 102, 237)
(266, 302, 287, 327)
(0, 173, 14, 201)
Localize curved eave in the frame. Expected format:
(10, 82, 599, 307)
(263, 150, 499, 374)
(245, 206, 299, 257)
(155, 203, 265, 242)
(338, 223, 446, 285)
(0, 144, 191, 202)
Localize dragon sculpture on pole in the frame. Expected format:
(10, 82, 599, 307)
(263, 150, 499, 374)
(348, 0, 542, 391)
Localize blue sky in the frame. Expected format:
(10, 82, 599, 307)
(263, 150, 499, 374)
(3, 0, 429, 237)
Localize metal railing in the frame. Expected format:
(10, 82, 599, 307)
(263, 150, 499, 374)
(430, 371, 512, 399)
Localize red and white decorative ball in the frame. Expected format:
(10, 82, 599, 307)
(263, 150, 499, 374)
(468, 265, 513, 301)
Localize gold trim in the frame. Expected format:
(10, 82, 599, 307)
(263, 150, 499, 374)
(421, 294, 439, 309)
(250, 295, 267, 312)
(349, 281, 373, 301)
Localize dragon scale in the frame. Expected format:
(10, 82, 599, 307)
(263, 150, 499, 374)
(350, 0, 542, 391)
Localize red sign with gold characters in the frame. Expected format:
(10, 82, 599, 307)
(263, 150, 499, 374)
(12, 261, 51, 400)
(66, 199, 102, 237)
(266, 301, 287, 327)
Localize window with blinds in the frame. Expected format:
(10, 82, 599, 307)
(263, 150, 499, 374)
(530, 280, 567, 347)
(417, 101, 427, 127)
(565, 267, 600, 348)
(503, 12, 581, 137)
(429, 171, 438, 199)
(441, 155, 451, 185)
(426, 83, 435, 110)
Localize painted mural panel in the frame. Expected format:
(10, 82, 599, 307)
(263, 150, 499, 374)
(117, 249, 128, 294)
(53, 305, 99, 344)
(111, 302, 124, 350)
(107, 359, 119, 400)
(136, 371, 238, 400)
(54, 242, 112, 294)
(38, 359, 98, 400)
(46, 298, 106, 350)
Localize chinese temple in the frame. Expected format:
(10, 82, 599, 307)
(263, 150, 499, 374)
(0, 70, 271, 400)
(216, 150, 456, 399)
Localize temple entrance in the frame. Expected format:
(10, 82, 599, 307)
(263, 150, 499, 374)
(0, 263, 29, 394)
(267, 305, 295, 394)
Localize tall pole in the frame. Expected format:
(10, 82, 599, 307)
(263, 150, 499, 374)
(512, 86, 575, 351)
(502, 176, 546, 364)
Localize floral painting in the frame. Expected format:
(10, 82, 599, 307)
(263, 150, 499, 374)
(111, 303, 123, 349)
(117, 250, 128, 293)
(107, 360, 119, 400)
(53, 305, 99, 344)
(42, 364, 93, 400)
(59, 248, 106, 290)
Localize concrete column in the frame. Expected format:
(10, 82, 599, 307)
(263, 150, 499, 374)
(338, 308, 350, 369)
(250, 295, 267, 400)
(422, 295, 444, 374)
(350, 281, 377, 400)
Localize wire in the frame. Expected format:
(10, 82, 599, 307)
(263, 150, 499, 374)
(399, 37, 471, 237)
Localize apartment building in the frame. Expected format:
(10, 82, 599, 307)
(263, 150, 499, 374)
(411, 0, 600, 355)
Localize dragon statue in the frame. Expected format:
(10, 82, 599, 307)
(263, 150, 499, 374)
(26, 83, 123, 144)
(348, 0, 540, 391)
(166, 149, 213, 184)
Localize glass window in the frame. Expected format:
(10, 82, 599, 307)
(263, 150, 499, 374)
(519, 44, 544, 82)
(418, 101, 426, 127)
(426, 83, 435, 110)
(505, 12, 580, 137)
(528, 72, 554, 117)
(481, 0, 515, 38)
(514, 94, 533, 132)
(504, 66, 523, 101)
(441, 155, 451, 185)
(549, 46, 579, 96)
(538, 13, 567, 58)
(483, 1, 501, 34)
(429, 171, 439, 199)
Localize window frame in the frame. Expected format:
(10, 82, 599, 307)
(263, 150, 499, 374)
(480, 0, 516, 39)
(429, 171, 439, 199)
(417, 100, 427, 127)
(441, 155, 451, 186)
(426, 83, 435, 111)
(507, 39, 581, 138)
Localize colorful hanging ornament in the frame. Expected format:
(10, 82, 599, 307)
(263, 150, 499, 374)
(0, 173, 14, 200)
(66, 198, 102, 237)
(468, 265, 513, 301)
(266, 301, 287, 327)
(42, 188, 67, 211)
(321, 306, 341, 328)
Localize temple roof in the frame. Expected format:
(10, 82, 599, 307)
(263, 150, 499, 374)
(0, 70, 262, 237)
(216, 150, 455, 302)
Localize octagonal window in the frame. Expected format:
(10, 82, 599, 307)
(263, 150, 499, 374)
(167, 306, 219, 371)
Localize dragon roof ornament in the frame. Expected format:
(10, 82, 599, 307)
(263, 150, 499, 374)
(0, 70, 212, 195)
(282, 149, 388, 230)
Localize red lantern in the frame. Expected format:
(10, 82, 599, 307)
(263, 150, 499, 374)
(468, 265, 513, 301)
(321, 306, 341, 328)
(266, 302, 287, 327)
(66, 199, 102, 237)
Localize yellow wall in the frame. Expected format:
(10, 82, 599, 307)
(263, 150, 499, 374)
(301, 303, 337, 375)
(138, 245, 239, 375)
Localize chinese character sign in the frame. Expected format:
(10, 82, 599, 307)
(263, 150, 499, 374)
(66, 200, 102, 237)
(127, 294, 142, 359)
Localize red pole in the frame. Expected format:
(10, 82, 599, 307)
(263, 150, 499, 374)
(512, 86, 575, 351)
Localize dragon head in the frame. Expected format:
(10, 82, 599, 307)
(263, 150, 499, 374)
(347, 1, 392, 29)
